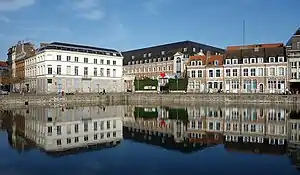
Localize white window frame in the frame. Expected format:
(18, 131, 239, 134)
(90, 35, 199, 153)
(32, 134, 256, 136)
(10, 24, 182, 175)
(243, 58, 249, 64)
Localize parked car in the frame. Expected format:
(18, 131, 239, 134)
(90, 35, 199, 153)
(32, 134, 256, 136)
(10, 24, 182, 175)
(0, 90, 9, 95)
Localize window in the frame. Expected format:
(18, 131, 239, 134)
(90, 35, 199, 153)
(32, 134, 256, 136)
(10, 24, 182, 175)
(148, 53, 151, 57)
(225, 69, 230, 76)
(67, 125, 71, 134)
(94, 68, 97, 76)
(250, 68, 256, 76)
(84, 121, 88, 132)
(67, 56, 71, 61)
(113, 132, 116, 137)
(75, 137, 79, 143)
(84, 136, 88, 141)
(107, 132, 111, 138)
(75, 57, 79, 62)
(67, 138, 71, 144)
(257, 68, 263, 76)
(84, 67, 88, 76)
(291, 62, 297, 68)
(75, 66, 78, 75)
(113, 120, 116, 128)
(100, 121, 104, 130)
(100, 68, 104, 76)
(56, 139, 61, 145)
(232, 80, 239, 89)
(94, 122, 97, 131)
(183, 48, 187, 52)
(161, 51, 165, 55)
(297, 42, 300, 50)
(48, 66, 52, 74)
(74, 124, 79, 133)
(278, 67, 284, 76)
(232, 59, 238, 64)
(216, 69, 221, 77)
(278, 57, 284, 62)
(113, 60, 116, 65)
(57, 65, 61, 75)
(113, 69, 116, 77)
(57, 55, 61, 61)
(269, 68, 275, 76)
(269, 57, 275, 63)
(57, 126, 61, 135)
(250, 58, 256, 63)
(209, 70, 213, 77)
(100, 59, 104, 64)
(191, 70, 196, 77)
(191, 61, 196, 66)
(214, 60, 219, 65)
(94, 134, 98, 140)
(131, 55, 135, 59)
(94, 59, 97, 64)
(233, 69, 238, 76)
(243, 58, 248, 64)
(258, 57, 264, 63)
(107, 121, 111, 129)
(107, 60, 110, 65)
(225, 59, 231, 64)
(243, 69, 248, 76)
(107, 69, 110, 77)
(47, 126, 52, 135)
(67, 66, 71, 74)
(197, 70, 202, 77)
(84, 57, 88, 63)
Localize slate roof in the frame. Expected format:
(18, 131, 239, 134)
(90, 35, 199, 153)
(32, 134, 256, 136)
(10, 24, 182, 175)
(122, 40, 225, 65)
(37, 42, 122, 57)
(286, 27, 300, 46)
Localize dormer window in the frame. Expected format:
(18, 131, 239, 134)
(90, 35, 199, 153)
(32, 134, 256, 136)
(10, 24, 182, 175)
(163, 57, 166, 61)
(149, 59, 152, 63)
(158, 58, 161, 62)
(233, 59, 238, 64)
(153, 58, 156, 62)
(258, 57, 264, 63)
(225, 59, 231, 65)
(131, 56, 135, 59)
(135, 61, 139, 64)
(143, 54, 146, 58)
(148, 53, 152, 57)
(269, 57, 275, 63)
(214, 60, 219, 65)
(191, 61, 196, 66)
(250, 58, 256, 63)
(139, 60, 143, 64)
(183, 48, 187, 52)
(254, 47, 259, 52)
(128, 62, 131, 65)
(243, 58, 249, 64)
(193, 48, 196, 52)
(197, 61, 202, 65)
(161, 51, 165, 55)
(145, 60, 148, 63)
(278, 56, 284, 62)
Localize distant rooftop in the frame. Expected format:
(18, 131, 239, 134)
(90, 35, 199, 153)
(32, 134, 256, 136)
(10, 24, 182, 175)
(286, 27, 300, 46)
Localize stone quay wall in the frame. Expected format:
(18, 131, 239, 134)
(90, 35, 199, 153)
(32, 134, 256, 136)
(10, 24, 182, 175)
(1, 93, 300, 109)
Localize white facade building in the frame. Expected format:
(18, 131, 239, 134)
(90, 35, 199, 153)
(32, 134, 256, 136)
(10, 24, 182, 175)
(25, 42, 124, 93)
(23, 106, 124, 152)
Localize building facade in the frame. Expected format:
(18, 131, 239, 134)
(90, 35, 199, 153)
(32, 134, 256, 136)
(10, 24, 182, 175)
(25, 42, 124, 93)
(187, 43, 288, 93)
(287, 28, 300, 92)
(122, 41, 224, 90)
(0, 61, 9, 90)
(186, 51, 224, 93)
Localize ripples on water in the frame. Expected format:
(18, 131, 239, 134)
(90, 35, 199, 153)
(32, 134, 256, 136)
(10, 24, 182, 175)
(0, 104, 300, 175)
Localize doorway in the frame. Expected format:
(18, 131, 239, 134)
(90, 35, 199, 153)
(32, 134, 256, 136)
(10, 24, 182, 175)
(259, 84, 264, 93)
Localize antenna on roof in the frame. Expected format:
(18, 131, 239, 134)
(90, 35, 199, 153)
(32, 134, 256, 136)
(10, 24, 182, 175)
(243, 20, 246, 49)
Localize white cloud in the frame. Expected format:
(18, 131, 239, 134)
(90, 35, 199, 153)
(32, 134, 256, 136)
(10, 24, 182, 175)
(80, 10, 105, 20)
(67, 0, 105, 20)
(0, 0, 36, 11)
(0, 15, 10, 22)
(23, 26, 71, 33)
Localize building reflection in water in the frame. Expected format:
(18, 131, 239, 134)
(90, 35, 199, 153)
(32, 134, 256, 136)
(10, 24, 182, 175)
(1, 104, 300, 167)
(0, 105, 124, 157)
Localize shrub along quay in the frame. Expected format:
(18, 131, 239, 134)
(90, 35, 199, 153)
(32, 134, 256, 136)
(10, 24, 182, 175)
(1, 93, 300, 108)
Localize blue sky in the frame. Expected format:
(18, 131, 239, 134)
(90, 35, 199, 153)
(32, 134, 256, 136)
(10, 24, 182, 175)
(0, 0, 299, 60)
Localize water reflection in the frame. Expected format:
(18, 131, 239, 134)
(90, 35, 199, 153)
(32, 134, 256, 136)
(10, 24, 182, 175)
(0, 104, 300, 173)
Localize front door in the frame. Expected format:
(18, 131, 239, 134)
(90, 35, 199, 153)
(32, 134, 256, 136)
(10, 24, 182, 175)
(259, 84, 264, 93)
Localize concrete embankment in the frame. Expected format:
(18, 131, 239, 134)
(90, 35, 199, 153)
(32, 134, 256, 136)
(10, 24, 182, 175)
(0, 93, 300, 109)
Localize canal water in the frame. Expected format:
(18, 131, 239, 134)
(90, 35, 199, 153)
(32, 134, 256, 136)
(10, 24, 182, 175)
(0, 104, 300, 175)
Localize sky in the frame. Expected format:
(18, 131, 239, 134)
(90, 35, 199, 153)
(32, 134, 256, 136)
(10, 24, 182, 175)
(0, 0, 299, 60)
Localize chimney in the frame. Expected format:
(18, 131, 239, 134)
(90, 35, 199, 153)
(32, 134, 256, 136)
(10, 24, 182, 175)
(206, 51, 211, 65)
